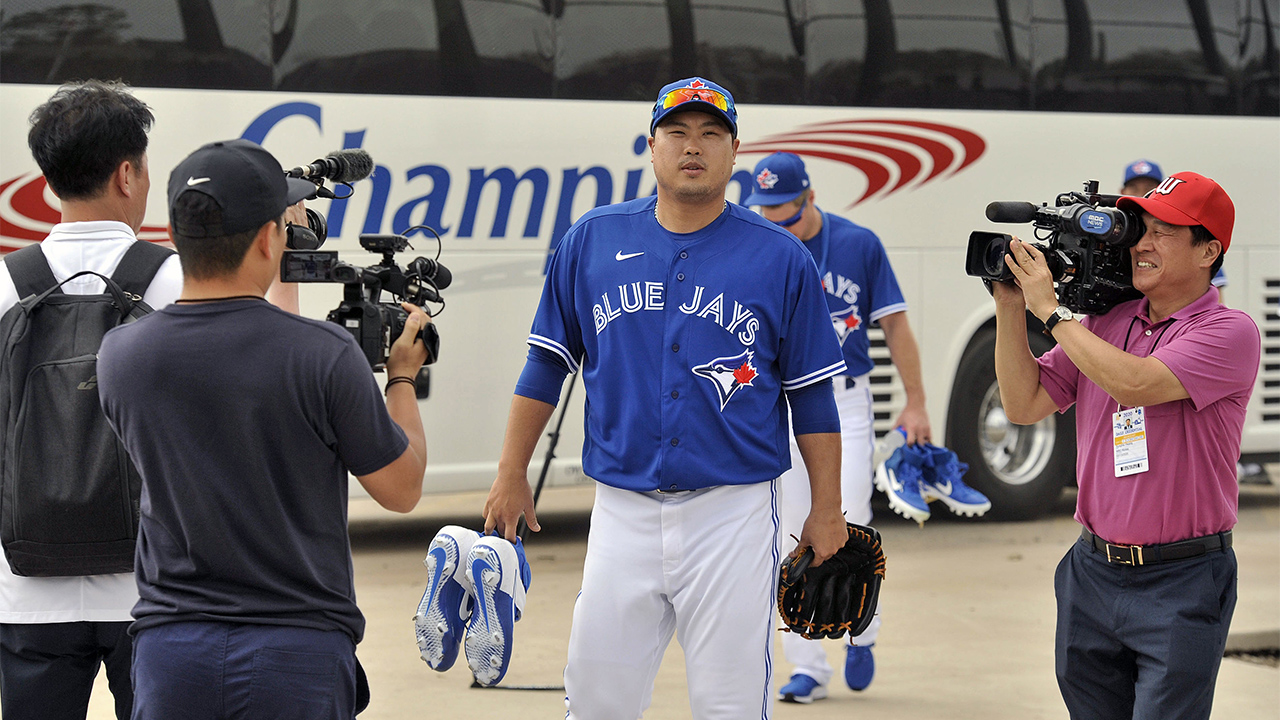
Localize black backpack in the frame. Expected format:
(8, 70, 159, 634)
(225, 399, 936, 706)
(0, 241, 174, 577)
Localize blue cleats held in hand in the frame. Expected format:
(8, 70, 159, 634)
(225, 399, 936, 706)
(464, 534, 532, 687)
(875, 443, 931, 525)
(920, 445, 992, 517)
(415, 526, 480, 671)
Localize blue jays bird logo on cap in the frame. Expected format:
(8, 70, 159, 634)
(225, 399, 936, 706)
(756, 168, 779, 190)
(693, 350, 759, 411)
(830, 305, 862, 345)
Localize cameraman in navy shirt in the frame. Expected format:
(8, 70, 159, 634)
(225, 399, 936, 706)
(98, 139, 430, 720)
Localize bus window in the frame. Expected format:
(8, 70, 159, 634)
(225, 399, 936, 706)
(0, 0, 271, 89)
(689, 0, 805, 104)
(277, 0, 552, 97)
(554, 0, 672, 101)
(1031, 0, 1237, 115)
(1239, 0, 1280, 116)
(804, 0, 1030, 109)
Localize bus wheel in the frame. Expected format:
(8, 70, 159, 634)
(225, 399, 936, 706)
(946, 328, 1075, 520)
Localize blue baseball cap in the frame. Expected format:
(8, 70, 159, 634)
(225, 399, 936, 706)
(1123, 159, 1163, 185)
(744, 152, 811, 206)
(650, 77, 738, 137)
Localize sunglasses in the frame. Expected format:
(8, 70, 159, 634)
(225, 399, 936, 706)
(772, 204, 806, 228)
(658, 86, 734, 114)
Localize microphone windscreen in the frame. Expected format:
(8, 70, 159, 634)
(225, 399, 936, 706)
(985, 201, 1038, 224)
(431, 262, 452, 290)
(331, 149, 375, 183)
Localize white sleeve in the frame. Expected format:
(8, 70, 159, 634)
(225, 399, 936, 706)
(141, 255, 184, 309)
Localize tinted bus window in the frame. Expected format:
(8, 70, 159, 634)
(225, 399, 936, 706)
(277, 0, 552, 97)
(1031, 0, 1240, 114)
(555, 0, 673, 101)
(0, 0, 271, 89)
(688, 0, 804, 103)
(810, 0, 1031, 109)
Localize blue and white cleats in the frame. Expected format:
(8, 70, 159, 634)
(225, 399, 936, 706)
(920, 445, 991, 517)
(779, 673, 828, 703)
(874, 445, 931, 526)
(844, 644, 875, 691)
(415, 525, 480, 671)
(464, 534, 532, 687)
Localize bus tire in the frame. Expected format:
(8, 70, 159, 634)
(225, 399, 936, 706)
(946, 328, 1075, 520)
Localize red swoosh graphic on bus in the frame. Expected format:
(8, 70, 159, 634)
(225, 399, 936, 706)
(1, 173, 169, 253)
(739, 119, 986, 207)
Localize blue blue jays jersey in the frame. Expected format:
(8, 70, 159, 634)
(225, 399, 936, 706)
(805, 211, 907, 377)
(528, 196, 846, 492)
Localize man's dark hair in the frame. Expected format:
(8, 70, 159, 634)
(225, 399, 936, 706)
(171, 192, 279, 280)
(27, 80, 154, 201)
(1190, 224, 1225, 275)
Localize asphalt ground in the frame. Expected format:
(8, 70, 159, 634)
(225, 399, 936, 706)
(85, 478, 1279, 719)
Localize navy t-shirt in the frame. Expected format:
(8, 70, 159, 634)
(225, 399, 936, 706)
(98, 299, 408, 642)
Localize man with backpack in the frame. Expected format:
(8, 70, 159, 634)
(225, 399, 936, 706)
(0, 81, 182, 720)
(96, 138, 431, 719)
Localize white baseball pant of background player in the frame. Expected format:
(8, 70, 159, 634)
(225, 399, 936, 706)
(778, 372, 882, 685)
(563, 481, 782, 719)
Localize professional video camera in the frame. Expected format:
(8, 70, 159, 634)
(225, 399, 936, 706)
(276, 148, 449, 371)
(281, 231, 450, 370)
(965, 180, 1144, 315)
(281, 148, 376, 251)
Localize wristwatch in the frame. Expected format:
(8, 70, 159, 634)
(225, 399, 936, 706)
(1043, 305, 1073, 337)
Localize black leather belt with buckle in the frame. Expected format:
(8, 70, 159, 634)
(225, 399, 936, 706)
(1079, 528, 1232, 566)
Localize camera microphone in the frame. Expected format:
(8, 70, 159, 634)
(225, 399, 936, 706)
(408, 257, 452, 290)
(287, 149, 375, 184)
(985, 201, 1039, 224)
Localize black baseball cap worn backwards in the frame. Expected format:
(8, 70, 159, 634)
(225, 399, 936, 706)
(168, 139, 316, 238)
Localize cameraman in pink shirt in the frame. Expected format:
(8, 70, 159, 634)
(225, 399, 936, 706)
(992, 172, 1259, 720)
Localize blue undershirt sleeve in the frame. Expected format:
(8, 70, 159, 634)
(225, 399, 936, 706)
(514, 345, 572, 406)
(787, 378, 839, 435)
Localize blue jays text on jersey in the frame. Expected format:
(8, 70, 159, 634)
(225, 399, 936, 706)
(525, 196, 846, 493)
(592, 281, 759, 346)
(804, 211, 907, 378)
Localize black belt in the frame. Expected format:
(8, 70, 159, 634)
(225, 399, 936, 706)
(1079, 528, 1232, 566)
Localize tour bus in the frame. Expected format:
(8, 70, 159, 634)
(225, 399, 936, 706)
(2, 0, 1277, 519)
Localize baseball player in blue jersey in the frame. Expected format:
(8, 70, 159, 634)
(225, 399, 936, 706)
(746, 152, 932, 703)
(481, 79, 848, 718)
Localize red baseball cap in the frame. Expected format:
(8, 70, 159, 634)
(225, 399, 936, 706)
(1116, 171, 1234, 251)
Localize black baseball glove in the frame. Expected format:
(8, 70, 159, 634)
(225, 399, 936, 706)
(777, 522, 886, 640)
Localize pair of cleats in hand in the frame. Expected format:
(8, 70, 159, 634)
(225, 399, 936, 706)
(414, 526, 532, 686)
(873, 432, 992, 525)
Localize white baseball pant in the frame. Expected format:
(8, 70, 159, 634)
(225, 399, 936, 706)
(778, 373, 882, 686)
(564, 480, 781, 719)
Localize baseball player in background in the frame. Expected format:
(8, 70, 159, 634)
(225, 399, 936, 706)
(746, 153, 931, 703)
(481, 78, 848, 718)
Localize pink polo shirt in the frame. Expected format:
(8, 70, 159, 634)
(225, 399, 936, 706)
(1036, 287, 1260, 546)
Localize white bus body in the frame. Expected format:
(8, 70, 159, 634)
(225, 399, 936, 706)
(2, 86, 1276, 517)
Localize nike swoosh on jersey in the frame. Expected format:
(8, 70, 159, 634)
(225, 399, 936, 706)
(186, 177, 212, 186)
(615, 251, 644, 261)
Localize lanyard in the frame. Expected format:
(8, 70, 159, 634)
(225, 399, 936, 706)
(806, 209, 831, 280)
(1120, 315, 1174, 354)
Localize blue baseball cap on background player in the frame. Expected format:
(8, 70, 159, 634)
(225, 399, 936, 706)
(744, 152, 811, 207)
(1123, 159, 1163, 185)
(651, 77, 738, 137)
